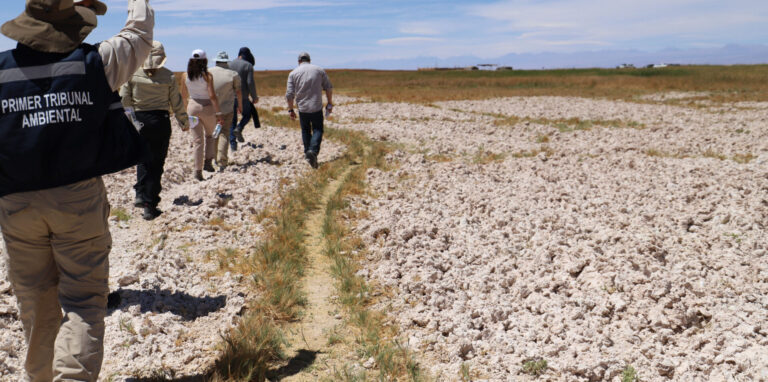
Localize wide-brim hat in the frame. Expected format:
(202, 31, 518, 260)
(144, 41, 167, 70)
(1, 0, 108, 54)
(215, 51, 230, 63)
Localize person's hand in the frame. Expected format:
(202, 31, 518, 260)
(217, 116, 225, 126)
(253, 97, 259, 104)
(289, 109, 297, 121)
(325, 103, 333, 116)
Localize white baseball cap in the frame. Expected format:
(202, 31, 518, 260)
(190, 49, 207, 60)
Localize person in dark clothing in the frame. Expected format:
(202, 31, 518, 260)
(120, 41, 189, 220)
(229, 46, 260, 150)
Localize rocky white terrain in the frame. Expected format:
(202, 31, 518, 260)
(0, 123, 344, 380)
(338, 97, 767, 381)
(1, 94, 766, 382)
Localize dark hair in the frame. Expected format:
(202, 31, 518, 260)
(238, 47, 255, 66)
(187, 58, 208, 81)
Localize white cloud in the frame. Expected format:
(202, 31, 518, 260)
(398, 21, 443, 36)
(468, 0, 768, 47)
(542, 40, 611, 47)
(377, 37, 443, 46)
(155, 26, 241, 38)
(133, 0, 334, 11)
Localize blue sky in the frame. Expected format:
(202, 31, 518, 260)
(0, 0, 766, 70)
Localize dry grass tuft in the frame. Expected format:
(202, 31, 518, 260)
(472, 148, 507, 164)
(207, 217, 235, 231)
(214, 314, 286, 382)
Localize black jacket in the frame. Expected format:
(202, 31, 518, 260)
(0, 43, 143, 197)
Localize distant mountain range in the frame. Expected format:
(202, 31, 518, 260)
(329, 44, 768, 70)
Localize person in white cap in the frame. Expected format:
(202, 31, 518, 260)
(208, 51, 242, 170)
(0, 0, 154, 380)
(120, 41, 190, 220)
(181, 49, 225, 181)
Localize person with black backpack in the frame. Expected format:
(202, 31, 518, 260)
(0, 0, 153, 379)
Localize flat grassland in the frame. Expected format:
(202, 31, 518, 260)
(253, 65, 768, 103)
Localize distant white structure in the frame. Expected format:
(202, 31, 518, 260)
(477, 64, 498, 71)
(617, 63, 635, 69)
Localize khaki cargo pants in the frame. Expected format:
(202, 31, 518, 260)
(0, 177, 111, 382)
(215, 112, 234, 167)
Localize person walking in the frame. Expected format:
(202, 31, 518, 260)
(120, 40, 189, 220)
(229, 47, 260, 149)
(209, 51, 242, 170)
(0, 0, 153, 380)
(180, 49, 225, 181)
(286, 52, 333, 169)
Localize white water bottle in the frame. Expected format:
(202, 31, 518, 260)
(212, 123, 223, 139)
(189, 116, 200, 129)
(124, 107, 144, 132)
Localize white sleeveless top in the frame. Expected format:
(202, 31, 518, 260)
(185, 75, 210, 99)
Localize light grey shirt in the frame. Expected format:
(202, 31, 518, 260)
(286, 63, 332, 113)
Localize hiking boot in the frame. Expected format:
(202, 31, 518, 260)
(203, 159, 216, 172)
(142, 206, 162, 221)
(194, 170, 204, 181)
(134, 197, 148, 208)
(230, 141, 238, 151)
(306, 151, 318, 169)
(233, 127, 245, 143)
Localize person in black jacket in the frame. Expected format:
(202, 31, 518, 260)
(0, 0, 153, 380)
(229, 46, 260, 150)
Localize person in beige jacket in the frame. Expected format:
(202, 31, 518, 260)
(209, 51, 242, 170)
(0, 0, 154, 380)
(121, 41, 189, 220)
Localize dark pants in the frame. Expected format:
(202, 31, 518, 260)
(299, 111, 324, 155)
(230, 99, 260, 145)
(134, 110, 171, 208)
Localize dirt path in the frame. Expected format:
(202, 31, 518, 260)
(273, 165, 357, 381)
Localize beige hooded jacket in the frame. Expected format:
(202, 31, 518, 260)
(120, 41, 189, 129)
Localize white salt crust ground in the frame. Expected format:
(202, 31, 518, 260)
(260, 95, 767, 162)
(339, 97, 767, 381)
(0, 121, 344, 380)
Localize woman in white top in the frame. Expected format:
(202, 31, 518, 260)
(181, 49, 224, 181)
